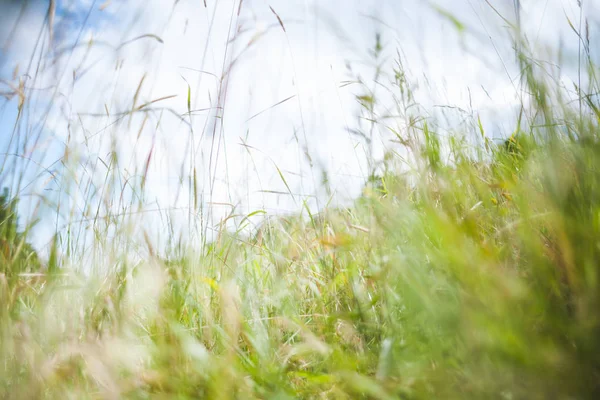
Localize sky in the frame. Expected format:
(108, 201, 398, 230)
(0, 0, 599, 259)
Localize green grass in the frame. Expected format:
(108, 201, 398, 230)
(1, 3, 600, 399)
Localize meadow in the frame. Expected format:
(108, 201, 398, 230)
(1, 1, 599, 399)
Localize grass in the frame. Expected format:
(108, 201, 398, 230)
(1, 1, 600, 399)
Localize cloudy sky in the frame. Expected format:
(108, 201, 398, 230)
(1, 0, 598, 257)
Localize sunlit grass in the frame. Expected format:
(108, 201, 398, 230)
(1, 2, 600, 399)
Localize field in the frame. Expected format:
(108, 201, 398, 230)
(1, 1, 599, 399)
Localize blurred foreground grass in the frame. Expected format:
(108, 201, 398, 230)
(1, 17, 600, 400)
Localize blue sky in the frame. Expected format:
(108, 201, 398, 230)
(1, 0, 598, 258)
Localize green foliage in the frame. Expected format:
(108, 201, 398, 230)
(0, 187, 40, 279)
(3, 121, 600, 398)
(1, 6, 600, 400)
